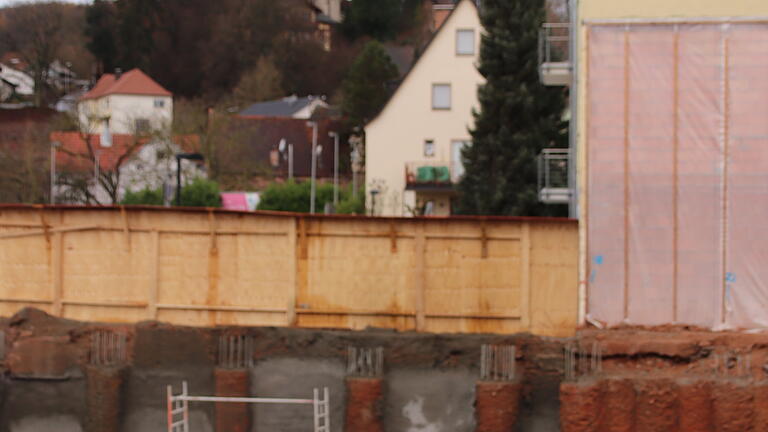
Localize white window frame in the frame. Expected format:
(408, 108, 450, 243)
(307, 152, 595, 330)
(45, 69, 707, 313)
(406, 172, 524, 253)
(154, 98, 165, 108)
(431, 83, 451, 110)
(456, 29, 475, 55)
(424, 139, 435, 157)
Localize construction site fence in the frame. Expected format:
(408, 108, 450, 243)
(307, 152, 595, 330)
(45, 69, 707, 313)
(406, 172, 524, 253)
(0, 205, 577, 336)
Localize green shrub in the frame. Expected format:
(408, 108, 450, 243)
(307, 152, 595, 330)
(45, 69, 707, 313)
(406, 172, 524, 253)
(180, 178, 221, 207)
(121, 187, 164, 206)
(257, 181, 363, 214)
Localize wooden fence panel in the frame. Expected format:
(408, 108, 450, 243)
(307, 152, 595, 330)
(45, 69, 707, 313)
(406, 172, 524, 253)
(0, 206, 578, 336)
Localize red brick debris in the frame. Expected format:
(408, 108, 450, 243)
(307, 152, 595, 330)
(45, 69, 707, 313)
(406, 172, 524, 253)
(214, 368, 251, 432)
(475, 381, 521, 432)
(345, 377, 384, 432)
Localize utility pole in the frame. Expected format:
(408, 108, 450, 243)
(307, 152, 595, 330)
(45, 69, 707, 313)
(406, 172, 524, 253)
(308, 121, 318, 214)
(329, 131, 339, 206)
(50, 141, 60, 204)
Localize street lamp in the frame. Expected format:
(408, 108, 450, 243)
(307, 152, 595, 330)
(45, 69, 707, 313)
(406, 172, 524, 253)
(175, 153, 205, 206)
(50, 141, 61, 204)
(307, 121, 319, 214)
(328, 131, 339, 207)
(278, 138, 294, 180)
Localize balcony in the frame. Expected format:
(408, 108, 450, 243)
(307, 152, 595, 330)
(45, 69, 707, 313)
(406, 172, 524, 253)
(405, 162, 457, 192)
(538, 148, 571, 204)
(538, 23, 571, 86)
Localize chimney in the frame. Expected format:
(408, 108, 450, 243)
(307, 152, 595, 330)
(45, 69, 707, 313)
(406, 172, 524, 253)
(115, 68, 123, 80)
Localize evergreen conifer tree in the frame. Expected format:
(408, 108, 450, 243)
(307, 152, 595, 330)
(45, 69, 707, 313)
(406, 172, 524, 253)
(457, 0, 568, 216)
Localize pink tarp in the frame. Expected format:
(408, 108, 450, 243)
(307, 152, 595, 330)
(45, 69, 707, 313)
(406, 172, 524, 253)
(587, 23, 768, 330)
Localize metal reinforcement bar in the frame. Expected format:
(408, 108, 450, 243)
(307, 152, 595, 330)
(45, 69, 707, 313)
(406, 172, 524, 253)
(480, 344, 516, 381)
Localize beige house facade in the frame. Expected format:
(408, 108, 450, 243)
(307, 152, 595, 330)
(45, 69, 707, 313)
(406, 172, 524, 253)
(365, 0, 483, 216)
(78, 69, 173, 139)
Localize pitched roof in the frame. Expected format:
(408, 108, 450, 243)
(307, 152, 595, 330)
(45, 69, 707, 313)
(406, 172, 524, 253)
(238, 95, 327, 118)
(50, 131, 198, 172)
(80, 69, 172, 100)
(366, 0, 478, 127)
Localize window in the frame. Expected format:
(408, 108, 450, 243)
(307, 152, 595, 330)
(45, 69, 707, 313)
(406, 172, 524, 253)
(456, 29, 475, 55)
(432, 84, 451, 110)
(451, 140, 470, 181)
(424, 139, 435, 157)
(135, 118, 150, 133)
(100, 121, 112, 148)
(154, 99, 165, 108)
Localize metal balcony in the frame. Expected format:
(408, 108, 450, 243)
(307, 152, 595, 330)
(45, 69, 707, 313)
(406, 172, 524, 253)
(539, 23, 571, 86)
(538, 148, 571, 204)
(404, 161, 457, 192)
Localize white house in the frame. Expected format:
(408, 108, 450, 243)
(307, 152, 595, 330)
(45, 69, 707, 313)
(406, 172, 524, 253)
(78, 69, 173, 139)
(364, 0, 482, 216)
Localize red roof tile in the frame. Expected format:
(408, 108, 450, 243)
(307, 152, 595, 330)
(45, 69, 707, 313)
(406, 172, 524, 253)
(80, 69, 171, 100)
(50, 131, 198, 172)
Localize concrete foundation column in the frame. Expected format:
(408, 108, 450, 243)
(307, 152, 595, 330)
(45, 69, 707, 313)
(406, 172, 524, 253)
(85, 365, 125, 432)
(713, 381, 754, 432)
(559, 379, 603, 432)
(345, 377, 384, 432)
(475, 381, 520, 432)
(677, 380, 713, 432)
(599, 379, 635, 432)
(634, 379, 678, 432)
(215, 368, 250, 432)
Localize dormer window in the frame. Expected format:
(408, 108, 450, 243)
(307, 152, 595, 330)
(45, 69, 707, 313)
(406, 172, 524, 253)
(456, 29, 475, 55)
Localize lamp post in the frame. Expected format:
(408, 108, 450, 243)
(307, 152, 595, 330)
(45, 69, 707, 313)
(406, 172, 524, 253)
(50, 141, 61, 204)
(278, 138, 294, 180)
(175, 153, 205, 206)
(307, 121, 318, 214)
(328, 131, 339, 207)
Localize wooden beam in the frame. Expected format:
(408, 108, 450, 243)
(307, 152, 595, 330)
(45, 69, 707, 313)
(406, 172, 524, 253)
(521, 222, 532, 328)
(389, 220, 398, 253)
(148, 230, 160, 320)
(286, 218, 298, 326)
(51, 232, 63, 316)
(414, 222, 426, 331)
(0, 225, 99, 240)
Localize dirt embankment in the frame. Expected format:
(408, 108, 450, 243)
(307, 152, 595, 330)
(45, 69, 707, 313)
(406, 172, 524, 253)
(561, 328, 768, 432)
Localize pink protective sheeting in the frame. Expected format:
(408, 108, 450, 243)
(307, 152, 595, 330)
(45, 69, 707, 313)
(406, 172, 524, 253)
(587, 23, 768, 329)
(626, 27, 675, 325)
(726, 25, 768, 329)
(587, 26, 628, 325)
(221, 193, 249, 211)
(676, 25, 723, 327)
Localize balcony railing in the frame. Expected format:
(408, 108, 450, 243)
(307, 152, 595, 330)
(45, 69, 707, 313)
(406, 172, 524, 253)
(538, 148, 571, 204)
(538, 23, 571, 86)
(405, 162, 457, 191)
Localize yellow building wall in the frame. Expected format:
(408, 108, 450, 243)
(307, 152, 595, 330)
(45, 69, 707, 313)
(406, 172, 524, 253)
(0, 206, 578, 336)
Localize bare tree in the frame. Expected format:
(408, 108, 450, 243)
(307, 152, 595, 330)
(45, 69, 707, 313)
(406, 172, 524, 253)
(3, 2, 65, 106)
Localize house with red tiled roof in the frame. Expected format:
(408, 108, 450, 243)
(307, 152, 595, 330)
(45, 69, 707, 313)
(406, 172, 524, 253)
(77, 69, 172, 139)
(49, 131, 203, 205)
